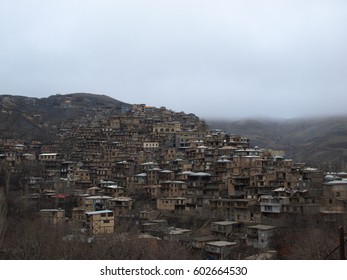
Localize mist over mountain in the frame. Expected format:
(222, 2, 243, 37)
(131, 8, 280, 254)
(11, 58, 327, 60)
(207, 116, 347, 171)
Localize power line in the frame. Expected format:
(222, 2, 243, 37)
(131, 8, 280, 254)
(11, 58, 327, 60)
(324, 227, 346, 260)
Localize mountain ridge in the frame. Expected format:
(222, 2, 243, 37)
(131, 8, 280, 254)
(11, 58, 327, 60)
(0, 93, 132, 141)
(207, 116, 347, 170)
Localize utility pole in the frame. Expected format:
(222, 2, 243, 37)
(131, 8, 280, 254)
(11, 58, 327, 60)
(339, 226, 345, 260)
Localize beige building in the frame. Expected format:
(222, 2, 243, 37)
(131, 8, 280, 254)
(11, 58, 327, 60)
(143, 142, 159, 149)
(157, 197, 186, 211)
(73, 169, 91, 182)
(71, 207, 85, 227)
(39, 153, 59, 161)
(85, 210, 115, 235)
(143, 184, 160, 199)
(40, 209, 65, 225)
(83, 195, 113, 211)
(109, 197, 134, 217)
(160, 181, 187, 197)
(102, 185, 125, 197)
(153, 122, 181, 134)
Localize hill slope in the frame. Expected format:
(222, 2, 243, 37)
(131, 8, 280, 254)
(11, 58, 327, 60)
(0, 93, 131, 141)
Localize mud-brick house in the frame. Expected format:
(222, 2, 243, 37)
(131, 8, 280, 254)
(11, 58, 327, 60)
(157, 197, 186, 212)
(109, 197, 134, 217)
(85, 210, 114, 235)
(40, 208, 65, 225)
(83, 195, 113, 211)
(160, 180, 187, 197)
(71, 207, 85, 227)
(101, 185, 125, 197)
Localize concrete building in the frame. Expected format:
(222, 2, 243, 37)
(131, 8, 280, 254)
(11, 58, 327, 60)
(204, 240, 237, 260)
(210, 220, 243, 237)
(246, 224, 276, 249)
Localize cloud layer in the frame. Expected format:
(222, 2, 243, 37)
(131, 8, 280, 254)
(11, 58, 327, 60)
(1, 0, 347, 119)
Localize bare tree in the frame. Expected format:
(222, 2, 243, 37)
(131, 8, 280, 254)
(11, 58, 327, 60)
(0, 162, 11, 247)
(0, 188, 7, 246)
(272, 224, 342, 260)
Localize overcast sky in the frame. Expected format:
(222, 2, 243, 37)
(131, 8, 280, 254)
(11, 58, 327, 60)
(1, 0, 347, 120)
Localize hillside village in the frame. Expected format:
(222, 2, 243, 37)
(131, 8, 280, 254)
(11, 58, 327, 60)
(0, 94, 346, 260)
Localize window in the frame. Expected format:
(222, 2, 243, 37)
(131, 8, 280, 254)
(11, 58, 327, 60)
(103, 220, 110, 223)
